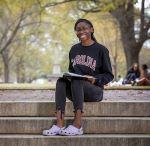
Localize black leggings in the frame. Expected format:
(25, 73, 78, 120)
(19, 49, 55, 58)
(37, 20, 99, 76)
(55, 77, 103, 113)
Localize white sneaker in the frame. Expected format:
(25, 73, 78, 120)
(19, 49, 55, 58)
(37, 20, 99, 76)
(43, 125, 65, 136)
(59, 125, 83, 136)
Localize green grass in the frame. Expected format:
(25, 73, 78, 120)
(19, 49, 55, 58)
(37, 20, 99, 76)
(0, 83, 150, 90)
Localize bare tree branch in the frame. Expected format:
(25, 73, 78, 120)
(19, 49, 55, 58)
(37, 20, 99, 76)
(0, 10, 25, 54)
(42, 0, 77, 8)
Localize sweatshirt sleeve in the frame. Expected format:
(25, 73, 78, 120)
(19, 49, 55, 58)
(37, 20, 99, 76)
(94, 48, 114, 87)
(68, 51, 75, 73)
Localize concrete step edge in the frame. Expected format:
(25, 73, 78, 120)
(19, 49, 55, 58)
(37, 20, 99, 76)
(0, 134, 150, 138)
(0, 101, 150, 103)
(1, 134, 149, 146)
(0, 117, 150, 120)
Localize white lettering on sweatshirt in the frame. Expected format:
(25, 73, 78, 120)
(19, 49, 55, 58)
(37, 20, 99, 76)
(72, 55, 96, 71)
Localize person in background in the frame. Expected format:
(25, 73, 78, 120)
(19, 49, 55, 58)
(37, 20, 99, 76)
(136, 64, 150, 86)
(122, 63, 140, 85)
(42, 18, 114, 136)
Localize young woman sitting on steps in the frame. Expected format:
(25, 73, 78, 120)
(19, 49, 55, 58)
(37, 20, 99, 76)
(43, 19, 114, 136)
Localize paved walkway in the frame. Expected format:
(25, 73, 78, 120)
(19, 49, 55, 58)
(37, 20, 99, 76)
(0, 89, 149, 101)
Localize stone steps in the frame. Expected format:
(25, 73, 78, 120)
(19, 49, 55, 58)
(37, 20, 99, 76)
(0, 134, 149, 146)
(0, 117, 149, 134)
(0, 101, 150, 117)
(0, 100, 150, 146)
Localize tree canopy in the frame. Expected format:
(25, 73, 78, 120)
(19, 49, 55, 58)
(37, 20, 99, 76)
(0, 0, 149, 83)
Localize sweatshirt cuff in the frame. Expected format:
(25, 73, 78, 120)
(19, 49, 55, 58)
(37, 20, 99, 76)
(94, 78, 103, 87)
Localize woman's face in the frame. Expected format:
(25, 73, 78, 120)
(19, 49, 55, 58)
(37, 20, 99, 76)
(133, 65, 138, 71)
(75, 22, 94, 42)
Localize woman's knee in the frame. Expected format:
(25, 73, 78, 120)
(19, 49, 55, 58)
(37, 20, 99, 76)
(95, 90, 103, 101)
(56, 77, 68, 86)
(56, 77, 64, 83)
(96, 95, 103, 102)
(84, 89, 103, 102)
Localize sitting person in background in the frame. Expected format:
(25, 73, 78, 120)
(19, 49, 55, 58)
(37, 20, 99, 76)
(122, 63, 140, 84)
(136, 64, 150, 86)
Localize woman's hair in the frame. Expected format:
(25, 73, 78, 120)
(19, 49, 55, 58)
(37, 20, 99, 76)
(142, 64, 148, 70)
(74, 19, 97, 42)
(129, 63, 139, 71)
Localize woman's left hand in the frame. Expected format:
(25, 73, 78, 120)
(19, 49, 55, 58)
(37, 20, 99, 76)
(83, 75, 96, 84)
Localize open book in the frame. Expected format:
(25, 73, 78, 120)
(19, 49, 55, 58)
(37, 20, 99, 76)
(63, 72, 87, 79)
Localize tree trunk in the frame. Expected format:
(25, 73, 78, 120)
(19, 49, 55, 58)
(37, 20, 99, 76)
(2, 49, 10, 83)
(124, 45, 140, 70)
(114, 25, 118, 81)
(113, 56, 117, 81)
(16, 61, 20, 83)
(16, 57, 26, 83)
(111, 2, 141, 70)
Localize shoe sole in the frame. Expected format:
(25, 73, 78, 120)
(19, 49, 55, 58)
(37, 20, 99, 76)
(60, 132, 83, 136)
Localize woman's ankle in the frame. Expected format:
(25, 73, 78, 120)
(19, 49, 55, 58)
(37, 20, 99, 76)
(73, 122, 82, 129)
(55, 110, 64, 128)
(73, 109, 82, 128)
(56, 118, 64, 127)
